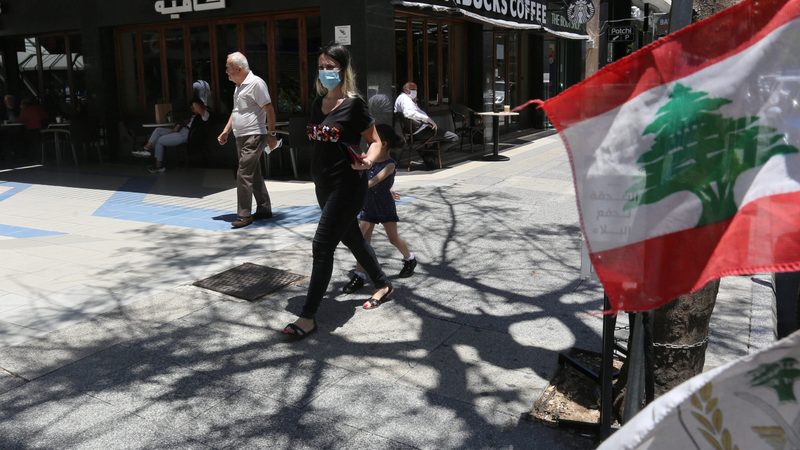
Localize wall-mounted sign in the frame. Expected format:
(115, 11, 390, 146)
(609, 25, 634, 42)
(335, 25, 351, 46)
(392, 0, 588, 38)
(567, 0, 595, 24)
(394, 0, 548, 28)
(155, 0, 226, 16)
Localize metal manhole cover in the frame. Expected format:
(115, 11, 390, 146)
(194, 263, 306, 301)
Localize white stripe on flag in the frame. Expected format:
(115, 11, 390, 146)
(566, 17, 800, 253)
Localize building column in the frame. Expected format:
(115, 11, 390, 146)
(320, 0, 394, 122)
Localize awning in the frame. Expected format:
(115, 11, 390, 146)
(393, 0, 590, 40)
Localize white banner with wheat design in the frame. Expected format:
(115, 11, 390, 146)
(598, 330, 800, 450)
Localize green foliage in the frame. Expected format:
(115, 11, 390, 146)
(625, 84, 798, 226)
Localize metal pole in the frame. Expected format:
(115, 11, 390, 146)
(669, 0, 693, 33)
(598, 0, 610, 66)
(623, 312, 646, 423)
(599, 294, 616, 437)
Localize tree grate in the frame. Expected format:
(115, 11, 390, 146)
(194, 263, 306, 302)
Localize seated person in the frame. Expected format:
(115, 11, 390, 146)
(18, 97, 48, 130)
(394, 81, 458, 170)
(2, 94, 19, 122)
(134, 97, 210, 174)
(192, 80, 211, 109)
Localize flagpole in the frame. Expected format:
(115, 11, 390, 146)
(669, 0, 693, 32)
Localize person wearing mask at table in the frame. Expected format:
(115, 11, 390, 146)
(393, 81, 457, 170)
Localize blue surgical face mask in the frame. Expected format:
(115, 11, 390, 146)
(318, 69, 341, 90)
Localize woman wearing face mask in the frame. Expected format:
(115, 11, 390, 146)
(282, 43, 392, 340)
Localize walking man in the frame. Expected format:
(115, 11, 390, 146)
(217, 51, 278, 228)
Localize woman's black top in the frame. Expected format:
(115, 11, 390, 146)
(308, 96, 373, 186)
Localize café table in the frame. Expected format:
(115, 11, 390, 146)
(48, 121, 71, 128)
(476, 111, 520, 161)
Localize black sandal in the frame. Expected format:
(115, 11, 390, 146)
(363, 284, 394, 310)
(282, 322, 317, 340)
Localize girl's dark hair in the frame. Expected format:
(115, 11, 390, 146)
(375, 123, 401, 149)
(315, 42, 358, 97)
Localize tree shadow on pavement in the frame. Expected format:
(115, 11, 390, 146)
(0, 180, 603, 448)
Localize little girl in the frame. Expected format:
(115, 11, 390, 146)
(343, 123, 417, 307)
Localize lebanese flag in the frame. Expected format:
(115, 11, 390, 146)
(542, 0, 800, 311)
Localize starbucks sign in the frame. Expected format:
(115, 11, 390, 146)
(567, 0, 595, 24)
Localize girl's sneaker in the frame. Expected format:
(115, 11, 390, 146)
(398, 258, 417, 278)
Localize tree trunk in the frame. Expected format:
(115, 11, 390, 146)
(650, 0, 741, 397)
(652, 280, 720, 396)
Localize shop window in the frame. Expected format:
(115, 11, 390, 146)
(117, 32, 140, 116)
(165, 28, 187, 114)
(395, 16, 454, 108)
(394, 18, 409, 92)
(0, 54, 5, 95)
(306, 16, 321, 104)
(39, 34, 67, 114)
(507, 32, 519, 124)
(494, 33, 507, 108)
(441, 24, 450, 104)
(69, 34, 85, 108)
(215, 23, 238, 114)
(411, 20, 424, 102)
(244, 21, 268, 84)
(427, 22, 438, 105)
(115, 11, 319, 121)
(141, 31, 163, 109)
(276, 19, 301, 114)
(17, 37, 40, 100)
(189, 26, 211, 106)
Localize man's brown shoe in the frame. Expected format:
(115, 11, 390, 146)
(231, 216, 254, 228)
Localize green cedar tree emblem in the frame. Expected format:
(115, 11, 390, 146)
(625, 83, 798, 226)
(748, 357, 800, 402)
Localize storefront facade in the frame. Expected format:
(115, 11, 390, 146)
(0, 0, 588, 159)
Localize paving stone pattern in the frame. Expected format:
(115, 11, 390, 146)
(0, 137, 769, 448)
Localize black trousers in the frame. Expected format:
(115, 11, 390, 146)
(301, 172, 389, 319)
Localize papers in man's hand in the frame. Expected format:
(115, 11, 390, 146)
(264, 138, 283, 155)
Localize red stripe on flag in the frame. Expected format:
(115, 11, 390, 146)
(592, 190, 800, 311)
(543, 0, 800, 130)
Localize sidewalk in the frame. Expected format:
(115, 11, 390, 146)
(0, 136, 770, 448)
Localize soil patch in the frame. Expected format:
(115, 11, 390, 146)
(531, 348, 623, 428)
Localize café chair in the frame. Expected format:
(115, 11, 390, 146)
(262, 118, 300, 179)
(450, 103, 485, 151)
(393, 112, 441, 171)
(40, 128, 78, 166)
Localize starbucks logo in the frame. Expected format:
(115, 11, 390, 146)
(567, 0, 595, 24)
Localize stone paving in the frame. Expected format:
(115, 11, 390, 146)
(0, 136, 772, 449)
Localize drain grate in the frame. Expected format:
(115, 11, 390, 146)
(194, 263, 306, 301)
